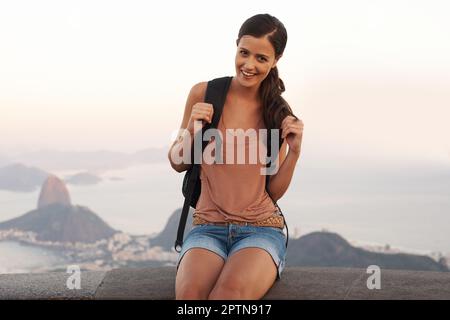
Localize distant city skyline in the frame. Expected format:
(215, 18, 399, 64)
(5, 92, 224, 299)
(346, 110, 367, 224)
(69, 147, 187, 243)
(1, 0, 449, 167)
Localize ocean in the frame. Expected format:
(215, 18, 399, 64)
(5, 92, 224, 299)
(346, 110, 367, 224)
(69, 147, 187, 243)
(1, 161, 449, 273)
(0, 241, 68, 274)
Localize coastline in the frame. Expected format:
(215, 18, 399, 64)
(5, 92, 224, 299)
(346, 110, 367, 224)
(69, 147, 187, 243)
(1, 228, 448, 274)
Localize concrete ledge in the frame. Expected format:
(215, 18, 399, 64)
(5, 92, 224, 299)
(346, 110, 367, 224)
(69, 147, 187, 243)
(0, 271, 106, 300)
(1, 267, 449, 300)
(95, 267, 176, 300)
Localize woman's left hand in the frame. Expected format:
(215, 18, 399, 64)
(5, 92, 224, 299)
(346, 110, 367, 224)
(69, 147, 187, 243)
(281, 116, 304, 155)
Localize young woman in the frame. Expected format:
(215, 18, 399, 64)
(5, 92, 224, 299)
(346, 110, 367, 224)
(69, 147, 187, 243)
(168, 14, 304, 300)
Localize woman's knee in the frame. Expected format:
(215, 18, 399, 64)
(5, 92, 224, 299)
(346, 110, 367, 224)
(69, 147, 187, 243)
(176, 284, 210, 300)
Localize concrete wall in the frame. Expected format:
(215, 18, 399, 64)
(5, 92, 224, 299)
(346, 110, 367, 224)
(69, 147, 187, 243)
(1, 267, 449, 300)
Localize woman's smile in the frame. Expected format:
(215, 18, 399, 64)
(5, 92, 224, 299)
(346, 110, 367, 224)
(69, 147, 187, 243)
(241, 69, 258, 80)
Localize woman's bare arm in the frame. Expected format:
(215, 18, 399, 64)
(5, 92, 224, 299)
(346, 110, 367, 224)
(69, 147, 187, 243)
(168, 82, 208, 172)
(267, 116, 304, 201)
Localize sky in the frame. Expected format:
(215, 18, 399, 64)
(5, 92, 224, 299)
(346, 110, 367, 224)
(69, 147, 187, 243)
(1, 0, 449, 167)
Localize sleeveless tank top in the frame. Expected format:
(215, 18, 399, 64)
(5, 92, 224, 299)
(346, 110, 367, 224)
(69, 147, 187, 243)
(193, 111, 278, 223)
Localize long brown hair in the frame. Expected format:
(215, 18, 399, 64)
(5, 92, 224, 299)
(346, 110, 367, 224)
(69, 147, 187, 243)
(237, 14, 298, 133)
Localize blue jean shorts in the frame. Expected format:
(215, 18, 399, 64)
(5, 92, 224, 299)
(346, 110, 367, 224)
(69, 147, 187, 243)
(176, 223, 287, 280)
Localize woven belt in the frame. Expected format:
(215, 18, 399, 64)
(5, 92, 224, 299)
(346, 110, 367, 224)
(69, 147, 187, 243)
(193, 212, 285, 229)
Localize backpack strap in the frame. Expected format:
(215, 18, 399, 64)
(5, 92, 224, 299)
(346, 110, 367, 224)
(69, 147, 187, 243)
(174, 76, 233, 252)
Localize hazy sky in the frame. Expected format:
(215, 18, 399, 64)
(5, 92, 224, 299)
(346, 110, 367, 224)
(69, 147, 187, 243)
(1, 0, 449, 166)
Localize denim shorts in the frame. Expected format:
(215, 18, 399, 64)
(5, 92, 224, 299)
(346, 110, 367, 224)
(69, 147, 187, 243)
(176, 223, 287, 280)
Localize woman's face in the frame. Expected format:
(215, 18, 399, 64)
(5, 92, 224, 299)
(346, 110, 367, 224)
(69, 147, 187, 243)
(235, 35, 279, 88)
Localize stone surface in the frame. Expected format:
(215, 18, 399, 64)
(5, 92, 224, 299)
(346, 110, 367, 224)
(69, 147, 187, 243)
(265, 267, 366, 300)
(345, 268, 450, 300)
(0, 267, 449, 300)
(94, 267, 176, 300)
(0, 271, 106, 300)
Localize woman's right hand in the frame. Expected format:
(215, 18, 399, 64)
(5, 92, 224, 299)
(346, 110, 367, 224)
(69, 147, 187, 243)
(186, 102, 214, 136)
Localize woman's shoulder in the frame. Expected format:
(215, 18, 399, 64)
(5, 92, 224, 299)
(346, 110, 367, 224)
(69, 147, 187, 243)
(189, 81, 208, 102)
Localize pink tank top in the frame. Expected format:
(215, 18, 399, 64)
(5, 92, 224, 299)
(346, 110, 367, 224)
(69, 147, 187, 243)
(193, 113, 278, 223)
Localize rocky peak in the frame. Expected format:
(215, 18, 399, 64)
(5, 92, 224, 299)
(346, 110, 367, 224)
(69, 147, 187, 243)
(37, 175, 71, 209)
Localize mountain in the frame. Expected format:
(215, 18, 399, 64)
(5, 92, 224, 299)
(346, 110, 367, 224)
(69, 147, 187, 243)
(149, 208, 194, 250)
(286, 231, 448, 272)
(0, 176, 117, 243)
(0, 203, 117, 243)
(37, 175, 71, 209)
(0, 163, 49, 192)
(151, 209, 448, 272)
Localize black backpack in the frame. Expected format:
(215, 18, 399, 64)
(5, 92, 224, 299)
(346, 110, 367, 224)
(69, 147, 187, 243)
(174, 76, 289, 252)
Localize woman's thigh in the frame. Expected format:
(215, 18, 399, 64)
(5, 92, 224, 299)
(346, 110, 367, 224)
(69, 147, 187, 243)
(175, 248, 225, 299)
(175, 225, 229, 299)
(231, 225, 287, 280)
(208, 247, 277, 300)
